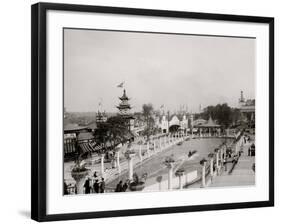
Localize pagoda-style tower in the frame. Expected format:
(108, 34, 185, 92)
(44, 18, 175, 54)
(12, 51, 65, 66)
(117, 89, 134, 130)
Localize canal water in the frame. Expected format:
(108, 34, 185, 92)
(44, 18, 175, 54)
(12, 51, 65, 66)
(106, 138, 231, 191)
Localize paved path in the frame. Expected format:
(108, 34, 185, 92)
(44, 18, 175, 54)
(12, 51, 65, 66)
(209, 139, 255, 188)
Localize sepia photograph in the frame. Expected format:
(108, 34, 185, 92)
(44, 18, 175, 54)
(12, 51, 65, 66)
(63, 28, 256, 196)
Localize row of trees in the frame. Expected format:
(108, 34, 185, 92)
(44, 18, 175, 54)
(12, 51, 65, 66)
(198, 103, 242, 128)
(142, 103, 158, 140)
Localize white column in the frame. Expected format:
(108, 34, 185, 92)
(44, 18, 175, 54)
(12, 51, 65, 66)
(139, 145, 142, 162)
(128, 156, 134, 181)
(116, 151, 121, 173)
(168, 165, 173, 190)
(100, 154, 105, 177)
(210, 157, 214, 177)
(147, 142, 150, 157)
(202, 162, 206, 187)
(226, 128, 230, 137)
(179, 175, 183, 189)
(216, 152, 220, 174)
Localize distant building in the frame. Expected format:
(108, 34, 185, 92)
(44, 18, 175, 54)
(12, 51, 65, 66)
(96, 111, 107, 127)
(155, 112, 191, 133)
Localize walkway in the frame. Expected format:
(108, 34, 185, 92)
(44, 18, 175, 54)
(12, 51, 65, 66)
(209, 140, 255, 188)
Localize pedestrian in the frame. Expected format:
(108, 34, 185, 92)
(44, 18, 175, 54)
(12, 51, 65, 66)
(84, 177, 91, 194)
(238, 150, 242, 157)
(122, 181, 128, 192)
(93, 179, 99, 193)
(224, 158, 227, 171)
(100, 178, 105, 193)
(64, 181, 68, 195)
(115, 180, 123, 192)
(93, 171, 98, 178)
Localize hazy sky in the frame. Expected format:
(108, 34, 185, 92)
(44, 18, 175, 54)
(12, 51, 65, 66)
(64, 28, 255, 113)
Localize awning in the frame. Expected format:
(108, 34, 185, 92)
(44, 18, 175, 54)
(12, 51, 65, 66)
(79, 142, 103, 153)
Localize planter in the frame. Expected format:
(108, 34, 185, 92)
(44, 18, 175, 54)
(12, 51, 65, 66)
(71, 169, 89, 194)
(71, 169, 89, 179)
(129, 182, 145, 191)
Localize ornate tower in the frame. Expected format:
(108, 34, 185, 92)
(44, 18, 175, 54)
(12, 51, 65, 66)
(117, 89, 134, 130)
(117, 89, 132, 116)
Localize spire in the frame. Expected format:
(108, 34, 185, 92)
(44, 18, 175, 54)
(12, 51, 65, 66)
(119, 89, 129, 101)
(239, 90, 245, 103)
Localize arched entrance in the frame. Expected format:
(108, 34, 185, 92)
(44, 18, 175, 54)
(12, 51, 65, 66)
(169, 124, 180, 133)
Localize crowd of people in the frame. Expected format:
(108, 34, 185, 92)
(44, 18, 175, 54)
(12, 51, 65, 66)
(64, 171, 106, 195)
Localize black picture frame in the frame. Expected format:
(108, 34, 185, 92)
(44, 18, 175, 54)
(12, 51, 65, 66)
(31, 2, 274, 222)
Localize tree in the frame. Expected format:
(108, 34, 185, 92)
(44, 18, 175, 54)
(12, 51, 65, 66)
(200, 103, 241, 128)
(94, 116, 131, 155)
(142, 103, 155, 140)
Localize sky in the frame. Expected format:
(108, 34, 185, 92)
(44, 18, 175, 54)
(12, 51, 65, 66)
(64, 28, 255, 113)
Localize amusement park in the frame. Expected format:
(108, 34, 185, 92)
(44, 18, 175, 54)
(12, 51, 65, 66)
(63, 88, 255, 195)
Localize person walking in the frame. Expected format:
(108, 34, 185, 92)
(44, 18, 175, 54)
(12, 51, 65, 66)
(100, 178, 105, 193)
(224, 158, 227, 171)
(93, 179, 100, 193)
(115, 180, 123, 192)
(122, 180, 128, 192)
(64, 181, 68, 195)
(84, 177, 91, 194)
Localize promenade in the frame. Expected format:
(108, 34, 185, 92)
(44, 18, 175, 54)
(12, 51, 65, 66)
(209, 138, 255, 188)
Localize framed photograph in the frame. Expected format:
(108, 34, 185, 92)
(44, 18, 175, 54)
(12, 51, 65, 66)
(31, 2, 274, 222)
